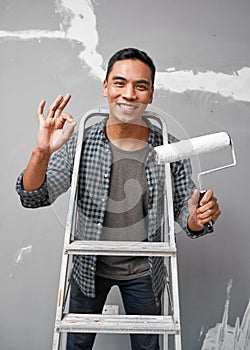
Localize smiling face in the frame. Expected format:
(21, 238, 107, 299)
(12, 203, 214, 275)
(103, 59, 154, 125)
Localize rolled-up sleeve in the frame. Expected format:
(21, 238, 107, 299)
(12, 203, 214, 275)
(16, 172, 51, 208)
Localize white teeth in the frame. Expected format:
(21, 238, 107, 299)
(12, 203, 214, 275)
(118, 104, 136, 110)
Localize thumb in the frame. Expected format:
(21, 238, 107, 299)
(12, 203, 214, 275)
(63, 121, 77, 142)
(189, 189, 200, 207)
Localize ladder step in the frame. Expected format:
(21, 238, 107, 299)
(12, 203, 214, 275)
(56, 314, 180, 334)
(65, 241, 176, 256)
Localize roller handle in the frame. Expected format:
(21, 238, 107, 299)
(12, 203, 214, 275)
(199, 190, 214, 233)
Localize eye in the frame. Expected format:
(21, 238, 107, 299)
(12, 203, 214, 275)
(136, 84, 148, 91)
(114, 80, 125, 87)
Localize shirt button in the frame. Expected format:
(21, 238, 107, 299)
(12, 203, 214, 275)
(97, 222, 102, 228)
(90, 266, 95, 271)
(101, 197, 106, 202)
(104, 173, 108, 178)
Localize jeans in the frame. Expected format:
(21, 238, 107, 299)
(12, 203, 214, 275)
(66, 274, 161, 350)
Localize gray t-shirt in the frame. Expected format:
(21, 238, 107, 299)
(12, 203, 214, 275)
(96, 143, 150, 280)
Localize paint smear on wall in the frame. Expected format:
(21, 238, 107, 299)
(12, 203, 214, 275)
(0, 0, 249, 102)
(201, 280, 250, 349)
(14, 245, 33, 265)
(9, 245, 33, 279)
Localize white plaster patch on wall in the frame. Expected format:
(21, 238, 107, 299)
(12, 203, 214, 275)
(156, 68, 250, 103)
(0, 0, 250, 102)
(55, 0, 104, 79)
(0, 29, 65, 40)
(201, 280, 250, 349)
(0, 0, 105, 80)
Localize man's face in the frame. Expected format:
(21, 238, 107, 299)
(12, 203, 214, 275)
(103, 59, 154, 124)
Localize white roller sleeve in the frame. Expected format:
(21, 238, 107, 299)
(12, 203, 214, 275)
(154, 132, 231, 164)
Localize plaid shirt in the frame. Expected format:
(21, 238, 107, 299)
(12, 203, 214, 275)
(16, 117, 197, 304)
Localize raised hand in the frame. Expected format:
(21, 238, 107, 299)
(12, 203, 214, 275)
(36, 93, 76, 153)
(22, 94, 76, 191)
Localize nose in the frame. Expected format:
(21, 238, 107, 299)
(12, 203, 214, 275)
(122, 83, 136, 100)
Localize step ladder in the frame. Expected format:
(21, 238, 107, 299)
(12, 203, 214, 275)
(52, 109, 182, 350)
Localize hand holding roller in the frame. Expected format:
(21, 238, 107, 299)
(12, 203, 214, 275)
(154, 131, 236, 234)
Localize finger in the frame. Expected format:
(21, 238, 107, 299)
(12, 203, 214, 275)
(200, 208, 221, 225)
(198, 197, 218, 214)
(198, 202, 220, 222)
(54, 93, 72, 119)
(46, 95, 64, 118)
(57, 93, 71, 112)
(212, 208, 221, 224)
(198, 208, 214, 222)
(199, 189, 214, 206)
(56, 113, 74, 127)
(37, 99, 46, 116)
(198, 201, 219, 218)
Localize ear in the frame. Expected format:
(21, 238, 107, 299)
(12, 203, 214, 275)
(102, 80, 108, 97)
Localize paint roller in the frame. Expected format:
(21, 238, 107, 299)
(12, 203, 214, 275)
(154, 132, 236, 233)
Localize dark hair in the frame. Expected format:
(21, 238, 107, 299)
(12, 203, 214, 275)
(105, 48, 156, 86)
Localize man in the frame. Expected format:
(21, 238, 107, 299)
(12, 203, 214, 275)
(16, 48, 220, 350)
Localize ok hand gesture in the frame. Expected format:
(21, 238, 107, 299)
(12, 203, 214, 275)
(36, 93, 76, 154)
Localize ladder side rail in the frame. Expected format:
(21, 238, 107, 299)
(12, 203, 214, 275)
(143, 112, 172, 312)
(142, 111, 176, 246)
(144, 111, 182, 350)
(160, 115, 182, 350)
(161, 114, 172, 350)
(52, 110, 88, 349)
(170, 255, 182, 350)
(53, 109, 108, 349)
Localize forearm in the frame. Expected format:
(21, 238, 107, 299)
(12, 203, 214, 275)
(22, 148, 51, 191)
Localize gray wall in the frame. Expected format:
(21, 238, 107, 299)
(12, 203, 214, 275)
(0, 1, 250, 349)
